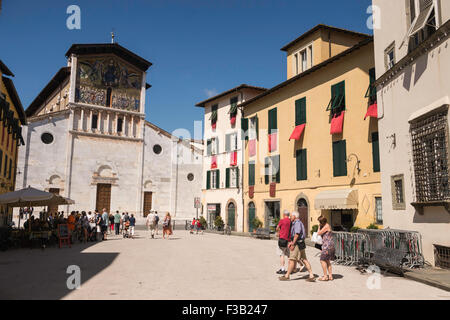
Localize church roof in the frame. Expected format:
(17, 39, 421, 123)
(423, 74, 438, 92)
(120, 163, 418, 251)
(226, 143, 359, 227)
(66, 43, 153, 72)
(25, 67, 71, 117)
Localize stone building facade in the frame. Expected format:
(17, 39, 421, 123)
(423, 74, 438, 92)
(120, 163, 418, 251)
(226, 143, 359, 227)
(14, 43, 202, 223)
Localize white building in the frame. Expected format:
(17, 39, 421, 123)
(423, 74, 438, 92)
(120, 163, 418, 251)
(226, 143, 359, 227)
(15, 43, 203, 223)
(195, 85, 266, 231)
(373, 0, 450, 266)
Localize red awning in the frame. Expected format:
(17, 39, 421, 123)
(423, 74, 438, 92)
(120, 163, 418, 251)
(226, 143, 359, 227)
(289, 124, 306, 141)
(330, 111, 345, 135)
(211, 156, 217, 169)
(269, 132, 277, 152)
(249, 139, 256, 157)
(364, 102, 378, 120)
(230, 151, 237, 166)
(230, 115, 237, 126)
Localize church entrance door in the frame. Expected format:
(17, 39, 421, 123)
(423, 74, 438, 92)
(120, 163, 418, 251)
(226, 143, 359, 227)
(143, 192, 153, 217)
(96, 184, 111, 213)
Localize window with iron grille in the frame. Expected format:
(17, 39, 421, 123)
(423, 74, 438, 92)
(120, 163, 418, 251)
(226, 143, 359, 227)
(410, 109, 450, 203)
(434, 245, 450, 269)
(375, 197, 383, 224)
(391, 174, 406, 210)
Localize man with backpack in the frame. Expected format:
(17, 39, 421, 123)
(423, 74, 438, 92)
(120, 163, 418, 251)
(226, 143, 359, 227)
(279, 211, 315, 282)
(147, 210, 157, 239)
(154, 211, 160, 235)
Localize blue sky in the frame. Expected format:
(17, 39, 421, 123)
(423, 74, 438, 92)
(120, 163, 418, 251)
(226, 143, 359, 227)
(0, 0, 372, 137)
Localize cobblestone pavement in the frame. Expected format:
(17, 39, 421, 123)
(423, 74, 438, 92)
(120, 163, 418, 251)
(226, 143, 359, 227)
(0, 230, 449, 300)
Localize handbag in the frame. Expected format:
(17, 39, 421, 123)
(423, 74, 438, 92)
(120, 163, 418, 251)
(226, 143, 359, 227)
(296, 239, 306, 250)
(311, 232, 323, 245)
(278, 238, 288, 248)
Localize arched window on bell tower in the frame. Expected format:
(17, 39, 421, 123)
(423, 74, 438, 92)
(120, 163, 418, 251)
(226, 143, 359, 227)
(106, 87, 112, 107)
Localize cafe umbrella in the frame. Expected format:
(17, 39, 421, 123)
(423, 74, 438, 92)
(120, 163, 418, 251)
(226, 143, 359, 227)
(0, 186, 74, 230)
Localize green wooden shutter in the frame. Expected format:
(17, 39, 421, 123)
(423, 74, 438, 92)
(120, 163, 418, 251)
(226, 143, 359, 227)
(249, 161, 255, 186)
(236, 167, 240, 188)
(226, 168, 230, 188)
(216, 170, 220, 189)
(255, 115, 259, 140)
(273, 155, 280, 183)
(268, 107, 278, 133)
(296, 149, 307, 181)
(332, 141, 347, 177)
(206, 171, 211, 190)
(372, 132, 380, 172)
(295, 98, 306, 126)
(241, 118, 249, 140)
(264, 157, 270, 185)
(225, 134, 231, 152)
(0, 150, 2, 176)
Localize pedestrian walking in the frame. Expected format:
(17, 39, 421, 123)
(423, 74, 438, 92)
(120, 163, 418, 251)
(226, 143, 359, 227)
(190, 218, 196, 234)
(276, 210, 291, 275)
(317, 216, 335, 281)
(95, 210, 103, 241)
(162, 212, 172, 240)
(81, 211, 89, 243)
(196, 218, 203, 234)
(154, 211, 159, 235)
(114, 211, 121, 235)
(279, 211, 315, 282)
(101, 208, 109, 240)
(129, 214, 136, 239)
(147, 211, 157, 238)
(109, 214, 115, 233)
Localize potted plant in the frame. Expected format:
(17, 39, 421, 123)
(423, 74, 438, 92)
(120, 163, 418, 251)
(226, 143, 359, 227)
(252, 217, 263, 232)
(199, 216, 207, 230)
(366, 223, 379, 230)
(214, 215, 224, 231)
(310, 224, 319, 235)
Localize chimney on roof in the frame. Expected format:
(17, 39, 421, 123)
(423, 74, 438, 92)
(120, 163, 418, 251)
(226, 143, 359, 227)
(111, 31, 115, 44)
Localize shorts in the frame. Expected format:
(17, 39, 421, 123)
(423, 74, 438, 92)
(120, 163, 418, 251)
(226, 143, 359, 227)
(277, 245, 290, 257)
(289, 245, 307, 262)
(130, 226, 135, 235)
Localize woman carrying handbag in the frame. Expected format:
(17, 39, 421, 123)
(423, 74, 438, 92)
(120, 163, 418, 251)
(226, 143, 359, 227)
(317, 216, 335, 281)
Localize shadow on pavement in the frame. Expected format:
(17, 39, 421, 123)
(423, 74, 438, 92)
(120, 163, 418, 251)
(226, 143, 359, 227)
(0, 240, 118, 300)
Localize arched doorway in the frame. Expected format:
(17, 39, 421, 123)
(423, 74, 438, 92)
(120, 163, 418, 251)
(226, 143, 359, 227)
(297, 198, 309, 236)
(227, 202, 236, 231)
(248, 202, 256, 232)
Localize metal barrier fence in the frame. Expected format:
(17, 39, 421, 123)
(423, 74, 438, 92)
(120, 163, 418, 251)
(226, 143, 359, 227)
(332, 229, 425, 269)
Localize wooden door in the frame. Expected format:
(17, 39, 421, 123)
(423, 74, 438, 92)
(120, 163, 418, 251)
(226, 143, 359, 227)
(96, 184, 111, 213)
(297, 198, 308, 237)
(248, 203, 255, 232)
(143, 192, 153, 217)
(227, 203, 236, 231)
(48, 188, 60, 215)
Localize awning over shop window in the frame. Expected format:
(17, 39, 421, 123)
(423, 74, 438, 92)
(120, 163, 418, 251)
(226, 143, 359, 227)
(330, 111, 345, 135)
(364, 103, 378, 120)
(314, 189, 358, 210)
(289, 124, 306, 141)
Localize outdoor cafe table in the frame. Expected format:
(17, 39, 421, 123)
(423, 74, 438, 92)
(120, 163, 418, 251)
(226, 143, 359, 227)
(29, 230, 52, 249)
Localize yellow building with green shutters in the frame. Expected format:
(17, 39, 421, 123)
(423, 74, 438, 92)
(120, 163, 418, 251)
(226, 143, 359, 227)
(0, 60, 27, 226)
(241, 25, 382, 235)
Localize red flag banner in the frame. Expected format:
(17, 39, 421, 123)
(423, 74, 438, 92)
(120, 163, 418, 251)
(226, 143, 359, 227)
(230, 115, 237, 126)
(211, 156, 217, 169)
(330, 111, 345, 135)
(230, 151, 237, 166)
(249, 186, 254, 199)
(268, 132, 277, 152)
(249, 139, 256, 157)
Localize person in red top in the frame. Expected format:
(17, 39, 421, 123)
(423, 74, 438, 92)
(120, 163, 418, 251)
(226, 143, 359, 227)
(196, 218, 203, 234)
(190, 218, 196, 234)
(275, 210, 291, 274)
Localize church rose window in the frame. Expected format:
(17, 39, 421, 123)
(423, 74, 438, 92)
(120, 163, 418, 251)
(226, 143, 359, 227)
(153, 144, 162, 155)
(187, 173, 194, 181)
(41, 132, 54, 144)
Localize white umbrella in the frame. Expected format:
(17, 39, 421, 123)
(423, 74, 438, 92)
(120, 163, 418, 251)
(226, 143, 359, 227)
(0, 186, 74, 207)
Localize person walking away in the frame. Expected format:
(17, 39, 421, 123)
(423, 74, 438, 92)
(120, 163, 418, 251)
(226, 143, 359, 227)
(162, 212, 172, 240)
(80, 211, 89, 243)
(190, 218, 196, 234)
(154, 212, 159, 235)
(317, 216, 335, 281)
(95, 210, 103, 241)
(276, 210, 291, 275)
(101, 208, 109, 240)
(67, 211, 76, 238)
(279, 211, 315, 282)
(196, 218, 203, 235)
(109, 214, 115, 234)
(147, 211, 157, 239)
(129, 214, 136, 239)
(114, 211, 121, 235)
(87, 211, 96, 241)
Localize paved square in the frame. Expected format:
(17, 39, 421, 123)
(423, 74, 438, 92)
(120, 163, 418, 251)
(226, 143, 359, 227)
(0, 230, 449, 300)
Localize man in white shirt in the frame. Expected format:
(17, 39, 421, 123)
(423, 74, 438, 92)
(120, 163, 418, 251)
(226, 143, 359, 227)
(146, 211, 156, 239)
(87, 211, 96, 240)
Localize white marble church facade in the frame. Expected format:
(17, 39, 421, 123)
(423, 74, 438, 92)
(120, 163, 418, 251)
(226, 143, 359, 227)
(14, 43, 202, 223)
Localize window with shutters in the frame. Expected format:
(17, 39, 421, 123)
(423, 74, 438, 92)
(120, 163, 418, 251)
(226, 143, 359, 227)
(375, 197, 383, 224)
(268, 107, 277, 134)
(295, 98, 306, 126)
(226, 132, 238, 152)
(326, 81, 345, 116)
(226, 167, 239, 188)
(265, 155, 280, 184)
(229, 97, 238, 117)
(296, 149, 307, 181)
(249, 116, 259, 140)
(249, 161, 255, 186)
(391, 174, 406, 210)
(365, 68, 377, 105)
(210, 137, 219, 155)
(211, 169, 220, 190)
(372, 132, 380, 172)
(332, 140, 347, 177)
(405, 0, 440, 52)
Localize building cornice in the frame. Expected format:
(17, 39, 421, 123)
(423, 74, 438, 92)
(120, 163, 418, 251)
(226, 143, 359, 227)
(69, 130, 144, 142)
(69, 102, 145, 118)
(375, 20, 450, 88)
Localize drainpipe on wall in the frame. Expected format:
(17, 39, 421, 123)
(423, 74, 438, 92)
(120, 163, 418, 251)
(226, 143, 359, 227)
(174, 140, 179, 217)
(240, 91, 245, 233)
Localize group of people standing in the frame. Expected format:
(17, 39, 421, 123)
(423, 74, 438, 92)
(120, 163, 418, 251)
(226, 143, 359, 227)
(276, 210, 335, 282)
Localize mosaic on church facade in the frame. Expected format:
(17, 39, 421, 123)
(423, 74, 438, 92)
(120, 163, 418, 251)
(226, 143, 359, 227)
(75, 55, 142, 111)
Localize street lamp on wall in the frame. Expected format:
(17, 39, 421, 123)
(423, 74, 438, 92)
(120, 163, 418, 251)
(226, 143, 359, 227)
(347, 153, 361, 175)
